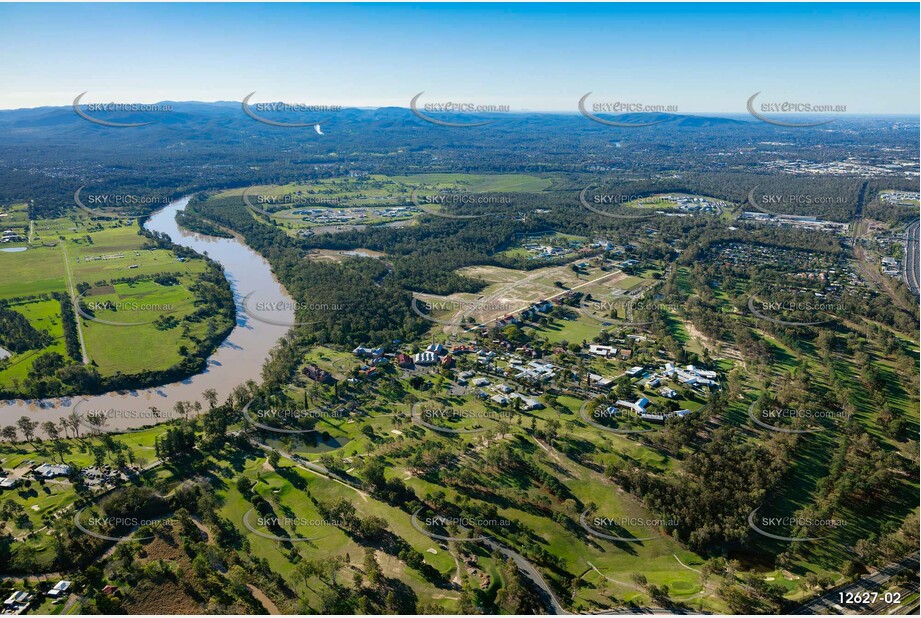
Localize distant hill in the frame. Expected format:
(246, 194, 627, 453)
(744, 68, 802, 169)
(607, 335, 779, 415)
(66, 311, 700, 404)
(0, 101, 749, 136)
(593, 112, 749, 127)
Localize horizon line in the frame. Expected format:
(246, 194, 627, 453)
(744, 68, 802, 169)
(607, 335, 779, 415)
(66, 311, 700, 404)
(1, 101, 918, 117)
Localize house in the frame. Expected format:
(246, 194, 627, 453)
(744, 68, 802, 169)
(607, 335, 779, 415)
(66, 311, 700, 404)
(0, 477, 16, 490)
(33, 463, 71, 478)
(615, 397, 650, 415)
(527, 360, 555, 375)
(359, 366, 379, 379)
(493, 384, 513, 394)
(685, 365, 717, 378)
(624, 366, 644, 377)
(0, 230, 24, 243)
(644, 377, 661, 388)
(440, 354, 455, 369)
(675, 409, 692, 418)
(514, 364, 555, 382)
(490, 394, 509, 405)
(413, 351, 438, 366)
(426, 343, 447, 356)
(396, 353, 414, 368)
(353, 345, 384, 358)
(663, 363, 718, 388)
(588, 344, 617, 358)
(101, 585, 119, 596)
(303, 364, 334, 384)
(510, 392, 542, 410)
(451, 344, 475, 354)
(587, 373, 614, 389)
(47, 581, 72, 598)
(659, 387, 678, 398)
(3, 591, 33, 612)
(472, 377, 491, 387)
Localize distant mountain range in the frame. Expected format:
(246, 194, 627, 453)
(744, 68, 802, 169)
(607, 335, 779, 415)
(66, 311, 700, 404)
(0, 101, 749, 131)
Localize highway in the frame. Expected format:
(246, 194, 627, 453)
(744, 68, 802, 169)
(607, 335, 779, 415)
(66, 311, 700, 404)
(904, 219, 920, 296)
(788, 552, 919, 615)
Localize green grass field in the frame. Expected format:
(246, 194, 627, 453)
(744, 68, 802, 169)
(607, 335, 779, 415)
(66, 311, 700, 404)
(0, 299, 68, 388)
(219, 173, 553, 234)
(0, 210, 225, 394)
(80, 278, 208, 374)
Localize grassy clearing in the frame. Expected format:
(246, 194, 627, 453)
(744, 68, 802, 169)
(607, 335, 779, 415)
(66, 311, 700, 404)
(0, 299, 68, 388)
(0, 209, 225, 393)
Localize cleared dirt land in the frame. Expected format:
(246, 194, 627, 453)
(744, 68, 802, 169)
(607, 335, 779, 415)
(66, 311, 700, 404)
(416, 259, 642, 335)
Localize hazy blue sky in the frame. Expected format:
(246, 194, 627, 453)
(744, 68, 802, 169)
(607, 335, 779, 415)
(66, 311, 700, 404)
(1, 3, 918, 113)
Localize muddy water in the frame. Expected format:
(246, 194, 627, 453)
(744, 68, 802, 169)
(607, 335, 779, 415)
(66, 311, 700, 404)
(0, 197, 293, 431)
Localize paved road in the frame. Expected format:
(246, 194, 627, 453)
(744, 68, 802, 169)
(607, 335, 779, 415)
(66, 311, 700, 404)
(788, 552, 919, 615)
(859, 580, 919, 615)
(481, 537, 568, 614)
(903, 219, 920, 296)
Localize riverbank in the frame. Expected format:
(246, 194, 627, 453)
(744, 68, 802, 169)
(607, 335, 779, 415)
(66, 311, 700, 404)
(0, 197, 293, 432)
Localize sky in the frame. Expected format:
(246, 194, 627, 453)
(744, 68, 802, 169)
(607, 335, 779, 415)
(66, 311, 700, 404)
(0, 3, 918, 114)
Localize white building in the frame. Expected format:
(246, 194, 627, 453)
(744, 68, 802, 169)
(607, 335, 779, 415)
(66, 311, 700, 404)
(48, 581, 72, 598)
(34, 463, 71, 478)
(587, 373, 615, 389)
(615, 397, 650, 415)
(588, 344, 617, 358)
(413, 351, 438, 366)
(510, 392, 543, 410)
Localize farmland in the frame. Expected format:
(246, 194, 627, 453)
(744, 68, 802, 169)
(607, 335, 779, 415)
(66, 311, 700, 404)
(216, 173, 552, 236)
(0, 211, 233, 398)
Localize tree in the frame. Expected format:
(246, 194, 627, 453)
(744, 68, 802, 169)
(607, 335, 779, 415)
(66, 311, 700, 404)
(363, 547, 383, 588)
(42, 421, 60, 442)
(67, 411, 82, 438)
(293, 561, 319, 589)
(203, 388, 218, 409)
(57, 416, 70, 439)
(1, 426, 17, 442)
(85, 411, 108, 434)
(267, 450, 281, 469)
(16, 416, 37, 444)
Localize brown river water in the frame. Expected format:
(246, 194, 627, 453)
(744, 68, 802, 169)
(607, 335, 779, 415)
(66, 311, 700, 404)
(0, 197, 293, 432)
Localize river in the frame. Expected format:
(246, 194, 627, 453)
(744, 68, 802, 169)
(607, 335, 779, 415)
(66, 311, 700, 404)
(0, 197, 293, 431)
